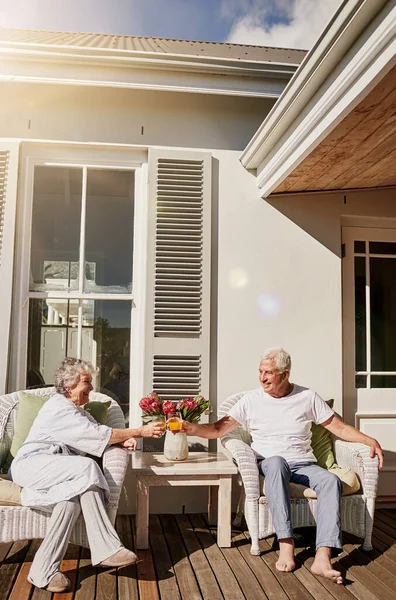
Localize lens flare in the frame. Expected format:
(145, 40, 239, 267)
(256, 292, 281, 318)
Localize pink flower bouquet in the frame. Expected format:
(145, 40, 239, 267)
(176, 396, 210, 422)
(139, 393, 210, 423)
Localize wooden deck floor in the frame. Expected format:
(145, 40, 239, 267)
(1, 509, 396, 600)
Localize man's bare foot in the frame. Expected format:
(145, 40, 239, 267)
(276, 538, 295, 572)
(311, 547, 343, 584)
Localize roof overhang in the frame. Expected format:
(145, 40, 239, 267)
(0, 38, 300, 99)
(240, 0, 396, 194)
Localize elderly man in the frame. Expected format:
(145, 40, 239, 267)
(182, 348, 383, 585)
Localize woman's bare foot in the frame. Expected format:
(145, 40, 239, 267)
(311, 547, 343, 584)
(276, 538, 295, 572)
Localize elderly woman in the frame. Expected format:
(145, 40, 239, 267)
(11, 357, 163, 593)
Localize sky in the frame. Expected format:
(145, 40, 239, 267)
(0, 0, 344, 50)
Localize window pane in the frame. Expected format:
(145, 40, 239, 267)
(355, 375, 367, 388)
(90, 301, 131, 423)
(371, 375, 396, 388)
(85, 170, 134, 293)
(354, 241, 366, 253)
(369, 242, 396, 255)
(30, 167, 82, 291)
(27, 299, 78, 387)
(354, 257, 366, 371)
(370, 257, 396, 371)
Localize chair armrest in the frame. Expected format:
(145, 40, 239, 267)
(102, 445, 129, 521)
(89, 393, 129, 521)
(334, 439, 379, 498)
(221, 436, 259, 501)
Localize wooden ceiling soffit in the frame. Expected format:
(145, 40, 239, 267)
(273, 65, 396, 193)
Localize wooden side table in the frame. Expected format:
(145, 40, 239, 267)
(130, 451, 238, 548)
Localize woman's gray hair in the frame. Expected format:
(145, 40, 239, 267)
(54, 357, 97, 394)
(261, 347, 291, 374)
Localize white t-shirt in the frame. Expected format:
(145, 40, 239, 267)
(227, 385, 334, 463)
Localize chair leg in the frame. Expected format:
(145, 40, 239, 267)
(363, 497, 375, 551)
(244, 499, 260, 555)
(232, 484, 245, 527)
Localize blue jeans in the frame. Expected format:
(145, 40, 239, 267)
(257, 456, 343, 553)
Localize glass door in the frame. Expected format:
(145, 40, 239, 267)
(342, 227, 396, 494)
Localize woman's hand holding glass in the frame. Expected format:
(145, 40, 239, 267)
(141, 419, 166, 438)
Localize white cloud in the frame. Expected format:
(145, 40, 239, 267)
(225, 0, 343, 50)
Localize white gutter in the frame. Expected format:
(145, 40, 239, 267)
(0, 43, 301, 99)
(240, 0, 395, 195)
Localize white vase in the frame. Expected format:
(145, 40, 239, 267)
(163, 430, 189, 461)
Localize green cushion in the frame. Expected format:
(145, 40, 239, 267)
(311, 399, 336, 469)
(84, 401, 111, 425)
(5, 391, 51, 469)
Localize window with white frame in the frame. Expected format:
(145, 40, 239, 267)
(26, 165, 135, 422)
(6, 146, 212, 433)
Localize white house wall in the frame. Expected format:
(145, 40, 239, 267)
(0, 82, 275, 151)
(3, 82, 394, 511)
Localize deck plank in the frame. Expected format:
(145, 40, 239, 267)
(175, 514, 223, 600)
(7, 540, 41, 600)
(339, 539, 395, 600)
(96, 569, 117, 600)
(235, 535, 289, 600)
(131, 516, 160, 600)
(53, 544, 81, 600)
(116, 515, 139, 600)
(0, 544, 13, 564)
(74, 548, 96, 600)
(343, 533, 396, 590)
(0, 541, 31, 600)
(189, 514, 245, 600)
(373, 518, 396, 540)
(160, 515, 203, 600)
(149, 514, 181, 600)
(209, 528, 271, 600)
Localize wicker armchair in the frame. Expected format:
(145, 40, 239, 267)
(219, 392, 379, 555)
(0, 387, 129, 548)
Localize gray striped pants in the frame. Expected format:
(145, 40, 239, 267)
(28, 486, 123, 588)
(258, 455, 343, 553)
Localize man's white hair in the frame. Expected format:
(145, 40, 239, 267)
(260, 348, 291, 373)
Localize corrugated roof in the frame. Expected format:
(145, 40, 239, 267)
(0, 28, 307, 65)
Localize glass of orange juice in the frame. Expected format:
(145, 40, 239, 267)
(167, 415, 183, 433)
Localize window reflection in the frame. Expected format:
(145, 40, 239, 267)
(92, 301, 131, 422)
(370, 257, 396, 371)
(85, 169, 134, 293)
(30, 167, 82, 291)
(27, 299, 131, 424)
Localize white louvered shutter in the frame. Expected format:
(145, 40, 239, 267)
(144, 149, 211, 408)
(0, 142, 19, 393)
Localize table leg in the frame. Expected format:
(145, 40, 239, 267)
(208, 485, 218, 525)
(136, 476, 149, 549)
(217, 475, 232, 547)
